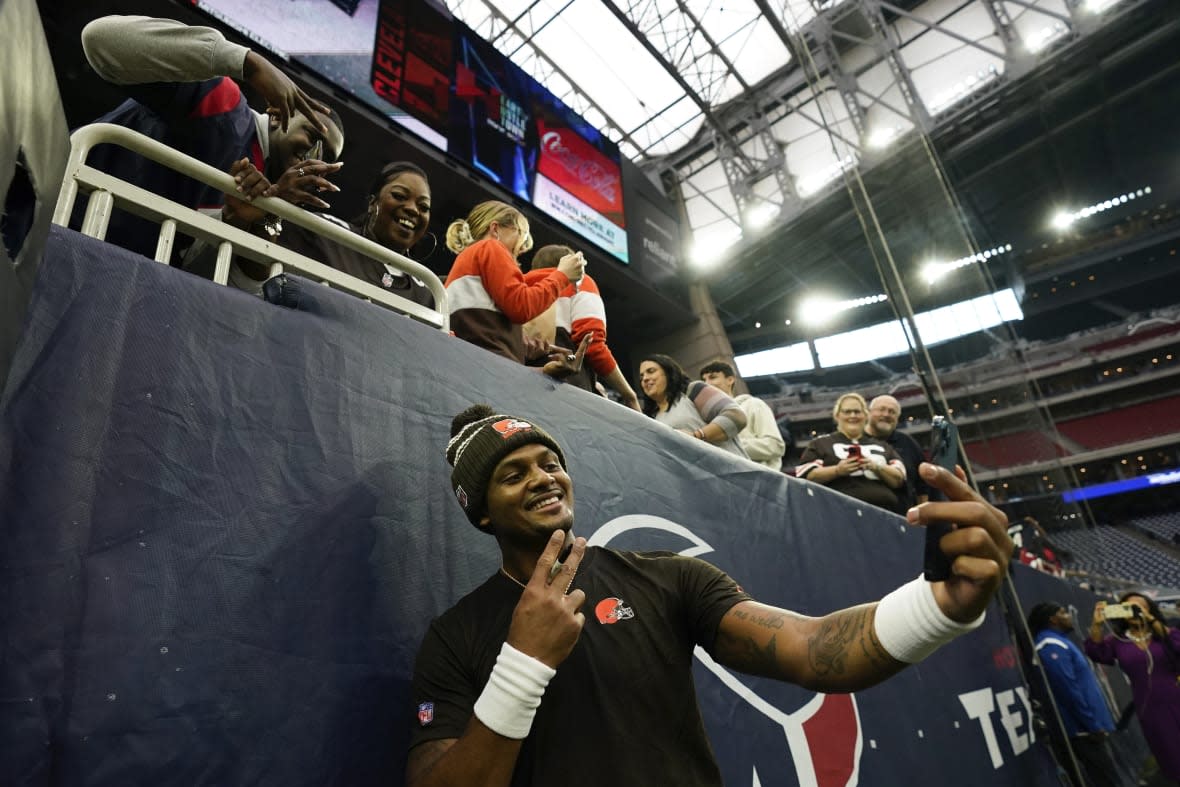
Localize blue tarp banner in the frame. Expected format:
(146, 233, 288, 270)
(1, 228, 1072, 785)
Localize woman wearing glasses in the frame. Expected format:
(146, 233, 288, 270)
(795, 392, 907, 514)
(444, 201, 584, 364)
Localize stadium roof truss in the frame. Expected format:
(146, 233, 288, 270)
(445, 0, 1145, 250)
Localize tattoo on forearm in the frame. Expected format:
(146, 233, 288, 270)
(719, 607, 786, 675)
(808, 608, 862, 676)
(860, 614, 895, 668)
(808, 606, 895, 677)
(729, 607, 786, 630)
(734, 632, 779, 674)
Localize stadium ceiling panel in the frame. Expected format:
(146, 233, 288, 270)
(446, 0, 1143, 237)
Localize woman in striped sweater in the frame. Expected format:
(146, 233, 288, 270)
(444, 201, 584, 365)
(639, 354, 748, 458)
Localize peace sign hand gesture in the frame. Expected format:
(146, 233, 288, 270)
(505, 531, 588, 669)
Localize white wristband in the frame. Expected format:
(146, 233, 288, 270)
(874, 576, 985, 663)
(473, 642, 557, 739)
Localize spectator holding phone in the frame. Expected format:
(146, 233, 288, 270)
(796, 393, 907, 514)
(445, 201, 583, 365)
(1085, 593, 1180, 783)
(1028, 602, 1125, 787)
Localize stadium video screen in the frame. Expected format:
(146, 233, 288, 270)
(193, 0, 629, 262)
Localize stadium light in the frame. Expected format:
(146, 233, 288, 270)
(1050, 211, 1074, 230)
(1050, 186, 1150, 231)
(928, 65, 1000, 115)
(866, 126, 899, 150)
(796, 155, 857, 197)
(745, 201, 779, 230)
(1025, 22, 1067, 54)
(689, 226, 742, 270)
(798, 293, 887, 325)
(799, 296, 839, 325)
(1084, 0, 1122, 12)
(922, 243, 1013, 285)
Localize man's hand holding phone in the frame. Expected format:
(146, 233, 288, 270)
(908, 463, 1013, 623)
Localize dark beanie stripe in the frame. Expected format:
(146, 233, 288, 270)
(446, 412, 566, 528)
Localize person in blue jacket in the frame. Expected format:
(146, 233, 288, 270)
(1028, 601, 1127, 787)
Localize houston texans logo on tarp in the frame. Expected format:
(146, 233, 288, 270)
(588, 515, 862, 787)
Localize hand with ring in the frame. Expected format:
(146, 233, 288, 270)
(264, 159, 343, 210)
(543, 335, 592, 380)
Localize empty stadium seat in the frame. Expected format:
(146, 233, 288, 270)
(1057, 396, 1180, 449)
(1050, 526, 1180, 588)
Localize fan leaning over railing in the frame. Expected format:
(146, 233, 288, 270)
(52, 123, 448, 331)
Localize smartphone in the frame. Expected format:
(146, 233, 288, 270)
(929, 416, 958, 473)
(847, 444, 862, 459)
(924, 416, 960, 582)
(1103, 603, 1139, 620)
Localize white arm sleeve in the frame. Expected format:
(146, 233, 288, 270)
(82, 15, 250, 86)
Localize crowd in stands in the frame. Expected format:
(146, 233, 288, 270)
(47, 14, 1180, 785)
(75, 13, 794, 470)
(74, 11, 1180, 551)
(49, 18, 1044, 784)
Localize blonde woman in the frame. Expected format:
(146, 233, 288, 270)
(795, 392, 907, 513)
(444, 201, 585, 364)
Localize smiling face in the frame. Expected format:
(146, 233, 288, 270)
(834, 395, 866, 439)
(370, 171, 431, 252)
(639, 360, 669, 403)
(268, 111, 344, 178)
(868, 396, 900, 438)
(701, 370, 735, 396)
(481, 443, 574, 545)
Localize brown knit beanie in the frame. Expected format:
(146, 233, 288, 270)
(446, 404, 567, 528)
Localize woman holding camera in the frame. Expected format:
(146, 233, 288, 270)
(1086, 593, 1180, 783)
(795, 392, 907, 514)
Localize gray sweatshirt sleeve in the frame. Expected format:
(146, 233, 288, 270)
(81, 15, 250, 86)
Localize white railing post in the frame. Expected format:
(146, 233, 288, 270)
(53, 123, 449, 330)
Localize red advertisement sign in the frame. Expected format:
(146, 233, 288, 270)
(535, 117, 624, 227)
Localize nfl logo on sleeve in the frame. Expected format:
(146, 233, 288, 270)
(418, 702, 434, 726)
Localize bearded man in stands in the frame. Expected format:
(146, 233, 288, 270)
(865, 394, 930, 509)
(78, 14, 344, 259)
(405, 404, 1013, 786)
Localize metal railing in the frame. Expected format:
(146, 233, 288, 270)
(52, 123, 447, 330)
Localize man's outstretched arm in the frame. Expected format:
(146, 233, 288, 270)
(714, 463, 1012, 692)
(82, 15, 326, 131)
(83, 15, 249, 87)
(714, 600, 905, 692)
